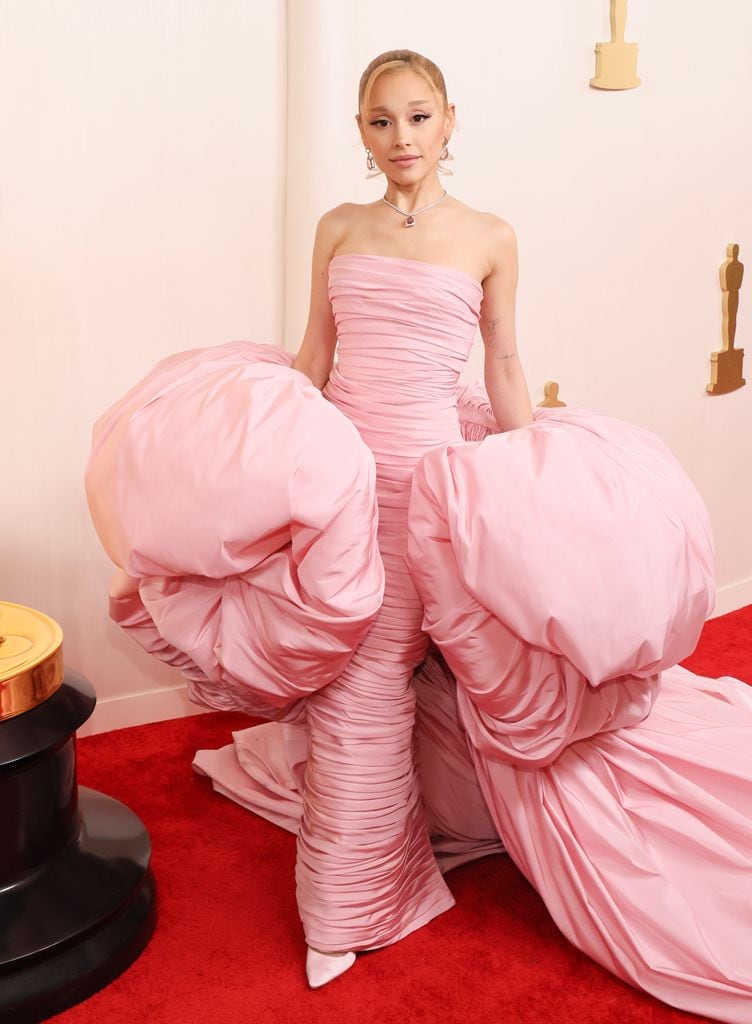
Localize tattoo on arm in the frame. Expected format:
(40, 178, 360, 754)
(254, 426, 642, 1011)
(485, 316, 517, 360)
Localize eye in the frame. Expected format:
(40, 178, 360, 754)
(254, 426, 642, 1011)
(369, 118, 390, 128)
(411, 113, 431, 123)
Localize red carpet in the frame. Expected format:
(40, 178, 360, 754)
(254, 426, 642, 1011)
(53, 606, 752, 1024)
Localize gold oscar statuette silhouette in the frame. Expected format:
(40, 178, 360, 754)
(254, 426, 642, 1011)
(707, 243, 746, 395)
(537, 381, 567, 408)
(590, 0, 641, 90)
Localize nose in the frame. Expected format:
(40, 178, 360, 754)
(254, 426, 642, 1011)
(394, 123, 413, 149)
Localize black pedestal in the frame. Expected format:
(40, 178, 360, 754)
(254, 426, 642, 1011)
(0, 670, 156, 1023)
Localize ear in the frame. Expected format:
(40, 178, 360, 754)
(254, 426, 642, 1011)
(355, 113, 368, 148)
(444, 102, 456, 140)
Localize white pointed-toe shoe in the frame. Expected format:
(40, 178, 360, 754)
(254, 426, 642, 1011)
(306, 947, 356, 989)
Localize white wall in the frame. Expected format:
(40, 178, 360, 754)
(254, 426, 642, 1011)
(1, 1, 286, 732)
(2, 1, 750, 734)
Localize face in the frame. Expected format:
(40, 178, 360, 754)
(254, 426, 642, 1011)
(357, 69, 455, 182)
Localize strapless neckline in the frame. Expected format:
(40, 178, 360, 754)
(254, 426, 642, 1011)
(329, 253, 484, 295)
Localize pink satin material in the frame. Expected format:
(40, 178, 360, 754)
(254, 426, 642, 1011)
(291, 256, 486, 948)
(407, 398, 752, 1020)
(85, 340, 384, 719)
(88, 256, 752, 1020)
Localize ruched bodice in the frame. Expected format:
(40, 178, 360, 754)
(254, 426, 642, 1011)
(325, 254, 482, 452)
(294, 256, 479, 950)
(325, 254, 483, 557)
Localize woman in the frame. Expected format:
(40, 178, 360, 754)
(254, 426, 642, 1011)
(87, 50, 752, 1018)
(287, 49, 533, 986)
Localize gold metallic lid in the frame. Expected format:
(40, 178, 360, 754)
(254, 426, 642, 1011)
(0, 602, 64, 721)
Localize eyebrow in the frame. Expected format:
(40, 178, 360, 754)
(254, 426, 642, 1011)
(368, 100, 433, 112)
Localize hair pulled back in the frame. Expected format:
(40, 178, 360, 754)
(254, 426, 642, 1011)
(358, 50, 448, 113)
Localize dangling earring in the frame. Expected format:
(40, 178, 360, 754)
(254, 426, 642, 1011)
(439, 137, 454, 176)
(365, 147, 382, 178)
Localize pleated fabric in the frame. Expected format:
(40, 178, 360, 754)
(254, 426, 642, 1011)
(292, 255, 485, 950)
(89, 254, 752, 1021)
(191, 369, 507, 877)
(85, 340, 384, 720)
(193, 642, 505, 875)
(413, 648, 505, 872)
(88, 255, 490, 952)
(407, 407, 752, 1022)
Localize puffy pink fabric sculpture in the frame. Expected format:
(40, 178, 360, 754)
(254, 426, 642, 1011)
(87, 341, 384, 720)
(86, 256, 752, 1023)
(408, 402, 752, 1023)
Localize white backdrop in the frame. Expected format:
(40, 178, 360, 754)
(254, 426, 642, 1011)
(1, 0, 750, 734)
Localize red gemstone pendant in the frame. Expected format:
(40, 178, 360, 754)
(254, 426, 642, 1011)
(405, 215, 416, 228)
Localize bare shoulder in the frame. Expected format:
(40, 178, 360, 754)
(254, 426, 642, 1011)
(318, 202, 361, 226)
(482, 214, 517, 279)
(471, 212, 517, 281)
(469, 209, 516, 261)
(314, 202, 378, 257)
(448, 200, 517, 279)
(480, 211, 516, 246)
(450, 198, 514, 232)
(315, 204, 350, 249)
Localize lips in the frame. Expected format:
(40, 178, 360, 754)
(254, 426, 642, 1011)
(391, 156, 420, 165)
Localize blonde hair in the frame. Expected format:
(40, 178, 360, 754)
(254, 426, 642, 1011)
(358, 50, 448, 113)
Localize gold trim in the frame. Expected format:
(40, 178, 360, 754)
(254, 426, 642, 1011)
(0, 602, 64, 721)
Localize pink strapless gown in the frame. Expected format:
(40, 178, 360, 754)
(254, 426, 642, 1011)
(86, 255, 752, 1022)
(290, 254, 489, 947)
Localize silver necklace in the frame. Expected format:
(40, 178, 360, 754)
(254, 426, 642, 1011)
(382, 189, 448, 228)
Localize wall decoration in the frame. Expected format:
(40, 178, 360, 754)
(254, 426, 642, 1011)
(537, 381, 567, 408)
(590, 0, 641, 90)
(707, 243, 746, 395)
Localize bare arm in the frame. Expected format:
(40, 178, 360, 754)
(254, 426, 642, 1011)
(292, 210, 342, 390)
(479, 219, 534, 431)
